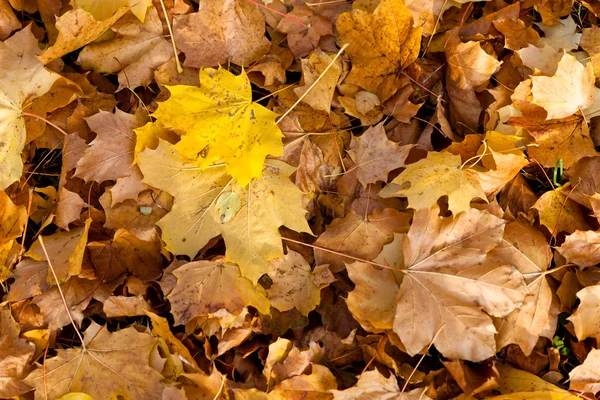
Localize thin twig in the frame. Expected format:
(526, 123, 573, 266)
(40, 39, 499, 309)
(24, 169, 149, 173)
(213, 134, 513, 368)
(22, 112, 69, 136)
(158, 0, 183, 73)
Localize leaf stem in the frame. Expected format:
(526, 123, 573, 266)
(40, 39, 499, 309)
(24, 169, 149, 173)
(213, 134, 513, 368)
(245, 0, 307, 27)
(21, 112, 69, 136)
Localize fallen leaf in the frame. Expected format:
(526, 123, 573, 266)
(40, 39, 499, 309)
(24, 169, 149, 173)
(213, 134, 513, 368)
(0, 305, 34, 398)
(103, 295, 152, 317)
(569, 348, 600, 394)
(533, 184, 592, 234)
(537, 15, 581, 51)
(558, 230, 600, 267)
(76, 0, 152, 22)
(569, 285, 600, 342)
(277, 6, 333, 58)
(336, 0, 422, 101)
(173, 0, 269, 68)
(152, 67, 283, 186)
(294, 49, 342, 113)
(25, 323, 165, 399)
(331, 369, 432, 399)
(347, 122, 412, 187)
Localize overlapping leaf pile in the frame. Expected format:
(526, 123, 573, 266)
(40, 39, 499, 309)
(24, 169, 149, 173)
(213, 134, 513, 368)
(4, 0, 600, 398)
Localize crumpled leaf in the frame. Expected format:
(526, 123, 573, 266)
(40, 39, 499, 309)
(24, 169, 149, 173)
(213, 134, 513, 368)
(152, 67, 283, 186)
(173, 0, 269, 68)
(336, 0, 422, 101)
(25, 323, 165, 400)
(331, 369, 432, 399)
(530, 53, 595, 120)
(558, 230, 600, 267)
(0, 30, 61, 189)
(0, 305, 35, 398)
(138, 140, 311, 282)
(347, 122, 413, 187)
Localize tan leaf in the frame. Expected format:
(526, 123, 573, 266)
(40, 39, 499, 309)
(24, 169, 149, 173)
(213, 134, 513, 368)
(26, 219, 91, 283)
(146, 311, 198, 370)
(167, 259, 270, 326)
(336, 0, 422, 101)
(74, 109, 147, 183)
(103, 295, 152, 317)
(570, 349, 600, 394)
(277, 6, 333, 58)
(331, 369, 432, 399)
(54, 187, 85, 230)
(530, 53, 595, 120)
(76, 0, 152, 22)
(569, 285, 600, 342)
(78, 7, 173, 89)
(6, 260, 49, 302)
(294, 49, 342, 113)
(25, 323, 164, 400)
(558, 230, 600, 267)
(533, 185, 591, 234)
(314, 208, 409, 272)
(38, 8, 129, 64)
(173, 0, 269, 68)
(0, 305, 35, 398)
(347, 122, 413, 187)
(267, 251, 331, 316)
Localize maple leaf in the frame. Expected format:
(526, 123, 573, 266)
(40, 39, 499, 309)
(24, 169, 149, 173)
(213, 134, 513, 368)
(24, 323, 165, 400)
(558, 230, 600, 267)
(173, 0, 269, 68)
(336, 0, 422, 101)
(74, 109, 147, 183)
(0, 31, 61, 189)
(267, 251, 334, 316)
(569, 286, 600, 342)
(38, 8, 129, 64)
(77, 7, 173, 89)
(346, 205, 526, 361)
(152, 67, 284, 186)
(530, 53, 595, 120)
(77, 0, 152, 22)
(348, 122, 413, 187)
(0, 306, 34, 398)
(331, 369, 432, 399)
(138, 139, 311, 282)
(277, 6, 333, 58)
(313, 208, 409, 272)
(0, 190, 26, 243)
(294, 49, 342, 113)
(570, 349, 600, 395)
(167, 259, 270, 326)
(533, 185, 591, 234)
(379, 151, 488, 216)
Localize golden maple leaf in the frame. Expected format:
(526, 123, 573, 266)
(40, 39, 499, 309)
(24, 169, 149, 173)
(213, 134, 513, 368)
(137, 139, 311, 282)
(151, 67, 284, 186)
(336, 0, 422, 101)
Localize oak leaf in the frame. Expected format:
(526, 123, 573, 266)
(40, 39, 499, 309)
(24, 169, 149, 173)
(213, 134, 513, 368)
(379, 151, 488, 216)
(0, 31, 61, 189)
(78, 7, 173, 89)
(25, 323, 165, 400)
(167, 259, 270, 326)
(173, 0, 269, 68)
(152, 67, 283, 186)
(138, 140, 311, 282)
(530, 53, 595, 120)
(336, 0, 422, 101)
(347, 122, 413, 187)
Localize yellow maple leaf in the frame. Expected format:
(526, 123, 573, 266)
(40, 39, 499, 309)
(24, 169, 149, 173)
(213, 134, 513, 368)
(76, 0, 152, 22)
(152, 67, 284, 186)
(137, 139, 311, 282)
(336, 0, 422, 101)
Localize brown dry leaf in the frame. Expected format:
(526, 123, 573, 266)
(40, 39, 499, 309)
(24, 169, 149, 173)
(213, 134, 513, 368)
(173, 0, 269, 68)
(331, 369, 431, 399)
(314, 208, 409, 272)
(25, 218, 91, 283)
(581, 26, 600, 79)
(442, 359, 499, 397)
(38, 8, 129, 64)
(74, 109, 147, 183)
(530, 53, 595, 120)
(510, 115, 597, 169)
(294, 49, 342, 113)
(25, 323, 165, 399)
(570, 348, 600, 394)
(0, 0, 19, 40)
(269, 364, 338, 398)
(347, 205, 526, 361)
(336, 0, 422, 101)
(536, 0, 574, 25)
(87, 228, 163, 282)
(569, 286, 600, 342)
(267, 251, 333, 316)
(379, 151, 488, 216)
(0, 190, 26, 243)
(167, 259, 270, 326)
(6, 260, 49, 302)
(0, 305, 35, 399)
(533, 184, 592, 234)
(445, 28, 502, 131)
(103, 295, 152, 317)
(558, 230, 600, 267)
(492, 221, 557, 355)
(54, 187, 86, 230)
(146, 311, 198, 370)
(78, 6, 173, 89)
(347, 122, 413, 187)
(277, 6, 333, 58)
